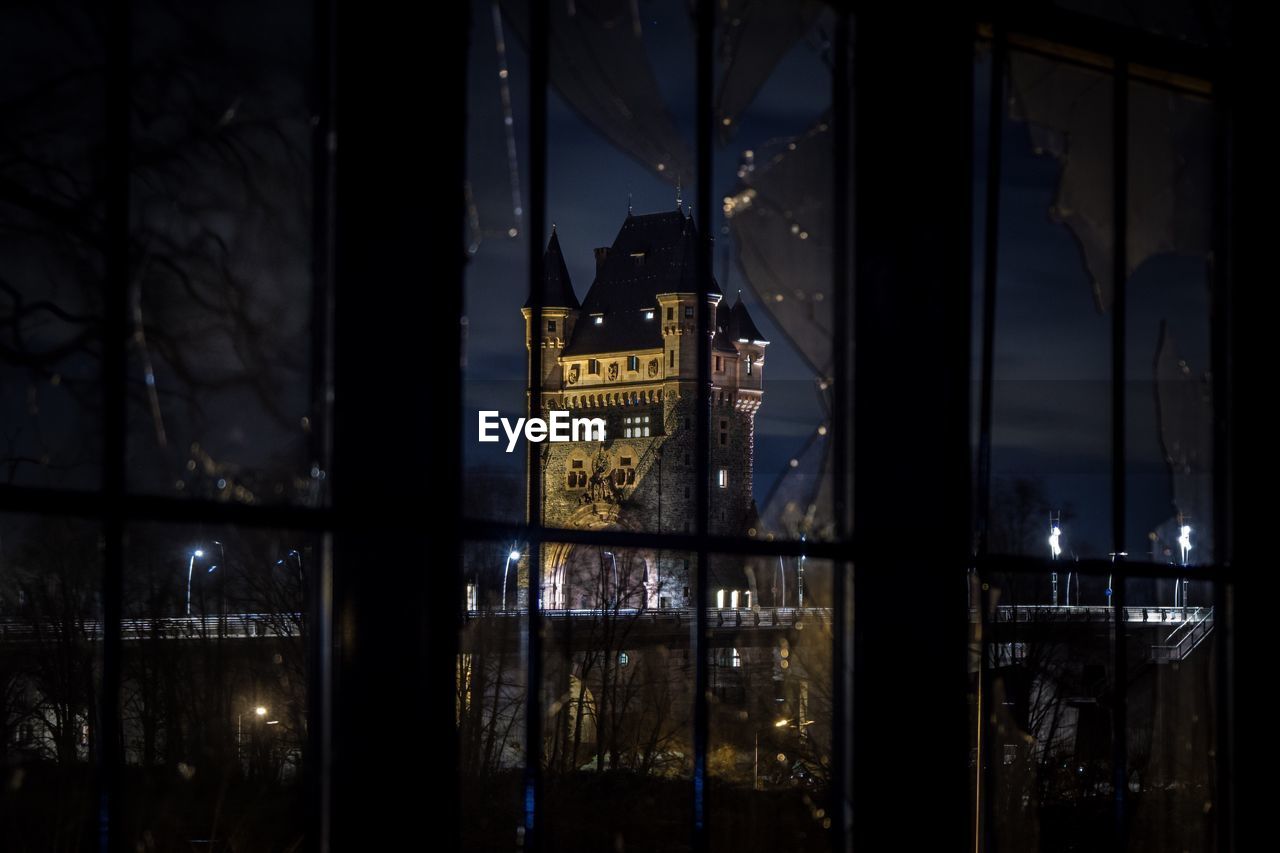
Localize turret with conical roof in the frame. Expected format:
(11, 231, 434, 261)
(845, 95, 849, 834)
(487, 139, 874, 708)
(522, 227, 580, 388)
(523, 209, 765, 610)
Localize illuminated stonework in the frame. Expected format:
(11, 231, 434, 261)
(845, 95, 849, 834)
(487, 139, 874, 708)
(520, 211, 768, 609)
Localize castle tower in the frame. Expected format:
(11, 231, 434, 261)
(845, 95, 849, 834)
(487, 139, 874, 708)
(525, 210, 768, 610)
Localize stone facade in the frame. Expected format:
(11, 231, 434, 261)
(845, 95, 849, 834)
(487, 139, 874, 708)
(519, 211, 768, 610)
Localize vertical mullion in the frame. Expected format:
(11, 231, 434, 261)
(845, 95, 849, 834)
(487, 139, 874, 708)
(829, 9, 852, 851)
(852, 6, 972, 848)
(100, 2, 131, 849)
(976, 30, 1005, 562)
(524, 1, 548, 849)
(1209, 70, 1233, 853)
(1109, 56, 1130, 850)
(306, 1, 337, 849)
(692, 0, 713, 848)
(976, 27, 1006, 853)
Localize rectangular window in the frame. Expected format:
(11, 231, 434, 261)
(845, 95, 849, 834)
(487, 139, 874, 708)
(668, 349, 675, 368)
(588, 359, 599, 375)
(746, 353, 752, 375)
(684, 306, 693, 318)
(547, 319, 556, 332)
(666, 307, 673, 321)
(717, 468, 728, 489)
(628, 355, 639, 371)
(714, 355, 721, 372)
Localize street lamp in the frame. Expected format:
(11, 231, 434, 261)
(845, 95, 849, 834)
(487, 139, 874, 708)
(502, 546, 521, 611)
(1048, 513, 1062, 607)
(186, 549, 204, 616)
(1176, 524, 1192, 609)
(798, 535, 806, 609)
(603, 551, 620, 609)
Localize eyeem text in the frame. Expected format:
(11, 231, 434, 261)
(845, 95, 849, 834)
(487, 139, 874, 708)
(478, 410, 607, 452)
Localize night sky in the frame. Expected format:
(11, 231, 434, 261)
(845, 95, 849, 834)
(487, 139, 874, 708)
(459, 3, 1214, 559)
(461, 4, 1213, 560)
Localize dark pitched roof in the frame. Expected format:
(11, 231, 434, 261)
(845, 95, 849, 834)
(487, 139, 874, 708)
(524, 229, 580, 310)
(562, 211, 721, 357)
(727, 294, 768, 344)
(713, 302, 738, 354)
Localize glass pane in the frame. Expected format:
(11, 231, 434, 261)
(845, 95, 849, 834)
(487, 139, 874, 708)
(974, 570, 1116, 849)
(539, 541, 694, 850)
(461, 0, 530, 526)
(0, 513, 101, 848)
(717, 5, 839, 542)
(709, 555, 835, 850)
(0, 2, 105, 490)
(987, 52, 1115, 560)
(458, 540, 526, 849)
(536, 0, 697, 538)
(127, 0, 320, 505)
(1123, 576, 1218, 849)
(121, 522, 313, 849)
(1125, 81, 1215, 565)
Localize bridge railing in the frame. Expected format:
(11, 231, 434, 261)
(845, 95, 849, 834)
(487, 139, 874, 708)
(464, 605, 834, 630)
(979, 604, 1209, 625)
(0, 613, 304, 642)
(1151, 607, 1215, 663)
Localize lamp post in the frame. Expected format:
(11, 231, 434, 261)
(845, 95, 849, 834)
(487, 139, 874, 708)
(1177, 523, 1192, 610)
(797, 536, 806, 609)
(603, 551, 620, 609)
(747, 712, 788, 788)
(1048, 513, 1062, 606)
(502, 546, 521, 611)
(237, 705, 269, 764)
(186, 549, 204, 616)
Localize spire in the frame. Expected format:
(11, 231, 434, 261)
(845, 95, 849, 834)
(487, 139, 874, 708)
(524, 229, 580, 310)
(627, 193, 633, 216)
(675, 175, 682, 211)
(729, 293, 768, 345)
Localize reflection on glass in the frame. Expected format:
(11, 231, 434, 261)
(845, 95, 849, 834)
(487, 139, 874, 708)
(1126, 80, 1215, 565)
(1123, 577, 1217, 849)
(458, 540, 527, 850)
(718, 5, 837, 543)
(0, 2, 105, 490)
(0, 514, 101, 848)
(122, 523, 312, 850)
(972, 569, 1219, 850)
(974, 571, 1116, 849)
(461, 0, 530, 527)
(710, 556, 834, 851)
(984, 51, 1114, 559)
(537, 544, 694, 850)
(127, 0, 319, 505)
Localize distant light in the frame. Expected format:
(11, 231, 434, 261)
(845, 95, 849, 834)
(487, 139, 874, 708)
(508, 550, 521, 561)
(255, 706, 267, 717)
(1178, 524, 1193, 563)
(1048, 526, 1062, 559)
(193, 550, 204, 558)
(774, 718, 789, 728)
(645, 310, 654, 320)
(594, 316, 603, 325)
